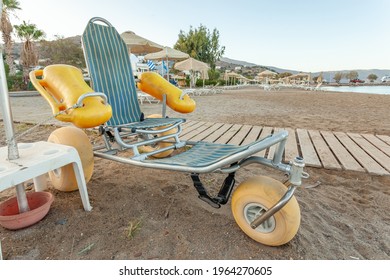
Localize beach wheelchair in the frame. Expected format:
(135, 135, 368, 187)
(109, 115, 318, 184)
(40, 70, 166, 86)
(29, 17, 308, 246)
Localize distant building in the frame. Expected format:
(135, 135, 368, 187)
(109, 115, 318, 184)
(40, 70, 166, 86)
(381, 76, 390, 82)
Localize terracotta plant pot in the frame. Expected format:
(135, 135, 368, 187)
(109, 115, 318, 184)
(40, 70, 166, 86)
(0, 191, 54, 230)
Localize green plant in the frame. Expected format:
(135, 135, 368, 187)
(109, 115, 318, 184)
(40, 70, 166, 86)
(78, 243, 95, 255)
(7, 74, 24, 91)
(174, 24, 225, 69)
(367, 74, 378, 82)
(126, 219, 142, 239)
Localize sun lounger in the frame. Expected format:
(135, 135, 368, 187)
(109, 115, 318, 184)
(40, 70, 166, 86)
(29, 17, 308, 247)
(137, 91, 160, 104)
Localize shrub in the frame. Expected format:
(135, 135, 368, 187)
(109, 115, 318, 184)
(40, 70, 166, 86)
(7, 74, 25, 91)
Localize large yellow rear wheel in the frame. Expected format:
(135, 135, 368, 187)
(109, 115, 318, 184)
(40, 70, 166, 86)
(48, 127, 94, 192)
(138, 114, 177, 158)
(231, 176, 300, 246)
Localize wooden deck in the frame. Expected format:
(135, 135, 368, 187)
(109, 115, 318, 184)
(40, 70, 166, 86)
(180, 120, 390, 176)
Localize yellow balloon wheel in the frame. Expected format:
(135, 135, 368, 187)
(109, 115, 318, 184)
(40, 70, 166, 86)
(48, 127, 94, 192)
(231, 176, 301, 246)
(138, 114, 177, 158)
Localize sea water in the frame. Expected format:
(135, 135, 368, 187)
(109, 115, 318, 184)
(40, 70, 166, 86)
(321, 85, 390, 95)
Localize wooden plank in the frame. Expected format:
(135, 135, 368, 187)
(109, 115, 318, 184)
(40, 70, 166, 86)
(308, 130, 341, 170)
(255, 127, 273, 157)
(181, 120, 196, 129)
(348, 133, 390, 173)
(227, 124, 252, 145)
(214, 124, 242, 144)
(180, 119, 390, 176)
(284, 128, 299, 163)
(321, 131, 364, 172)
(181, 121, 205, 137)
(181, 122, 213, 140)
(203, 123, 233, 143)
(334, 132, 388, 175)
(376, 135, 390, 146)
(296, 129, 321, 167)
(189, 123, 224, 142)
(267, 128, 281, 160)
(362, 134, 390, 157)
(240, 126, 262, 145)
(180, 121, 198, 135)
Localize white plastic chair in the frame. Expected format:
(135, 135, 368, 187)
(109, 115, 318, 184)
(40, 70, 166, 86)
(0, 141, 92, 211)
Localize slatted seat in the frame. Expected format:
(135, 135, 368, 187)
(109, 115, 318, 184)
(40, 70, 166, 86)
(149, 142, 248, 168)
(117, 118, 182, 130)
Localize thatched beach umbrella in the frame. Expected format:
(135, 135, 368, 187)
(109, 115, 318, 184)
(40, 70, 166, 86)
(317, 73, 323, 84)
(289, 72, 311, 84)
(223, 71, 241, 85)
(258, 70, 278, 78)
(174, 57, 209, 72)
(174, 57, 210, 87)
(258, 70, 278, 84)
(144, 46, 189, 78)
(144, 46, 189, 61)
(120, 31, 163, 55)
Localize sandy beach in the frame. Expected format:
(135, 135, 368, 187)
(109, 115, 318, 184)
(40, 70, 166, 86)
(0, 86, 389, 260)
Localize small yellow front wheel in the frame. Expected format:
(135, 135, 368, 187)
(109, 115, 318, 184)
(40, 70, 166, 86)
(138, 114, 177, 158)
(231, 176, 301, 246)
(48, 126, 94, 192)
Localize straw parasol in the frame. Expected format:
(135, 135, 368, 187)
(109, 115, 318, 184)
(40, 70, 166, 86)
(144, 47, 189, 79)
(258, 70, 278, 78)
(223, 71, 241, 85)
(289, 72, 311, 84)
(174, 57, 209, 72)
(174, 57, 210, 87)
(144, 46, 189, 61)
(120, 31, 163, 55)
(317, 73, 323, 84)
(257, 70, 278, 84)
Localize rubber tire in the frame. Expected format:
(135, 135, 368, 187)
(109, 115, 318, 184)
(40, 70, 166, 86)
(138, 114, 176, 158)
(231, 176, 301, 246)
(48, 127, 94, 192)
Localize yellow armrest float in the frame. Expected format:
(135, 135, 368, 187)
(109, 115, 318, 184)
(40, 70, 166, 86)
(29, 64, 112, 128)
(137, 72, 196, 114)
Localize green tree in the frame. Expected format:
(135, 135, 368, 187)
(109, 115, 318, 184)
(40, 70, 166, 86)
(367, 73, 378, 82)
(1, 0, 21, 75)
(14, 20, 45, 88)
(174, 24, 225, 69)
(345, 70, 358, 81)
(333, 72, 344, 83)
(39, 35, 86, 69)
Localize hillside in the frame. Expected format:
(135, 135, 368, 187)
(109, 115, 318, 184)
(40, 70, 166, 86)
(217, 57, 390, 82)
(218, 57, 299, 74)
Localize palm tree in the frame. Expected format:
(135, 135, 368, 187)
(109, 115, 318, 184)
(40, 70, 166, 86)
(14, 20, 44, 88)
(1, 0, 21, 75)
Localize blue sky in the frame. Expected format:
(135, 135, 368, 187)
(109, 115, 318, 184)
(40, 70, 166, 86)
(11, 0, 390, 72)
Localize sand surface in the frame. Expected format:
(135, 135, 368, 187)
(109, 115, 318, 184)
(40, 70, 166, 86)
(0, 86, 389, 260)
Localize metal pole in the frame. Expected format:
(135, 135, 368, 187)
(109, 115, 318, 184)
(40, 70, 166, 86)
(0, 239, 3, 260)
(0, 1, 18, 160)
(16, 183, 30, 212)
(0, 3, 29, 213)
(0, 40, 19, 160)
(250, 185, 297, 229)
